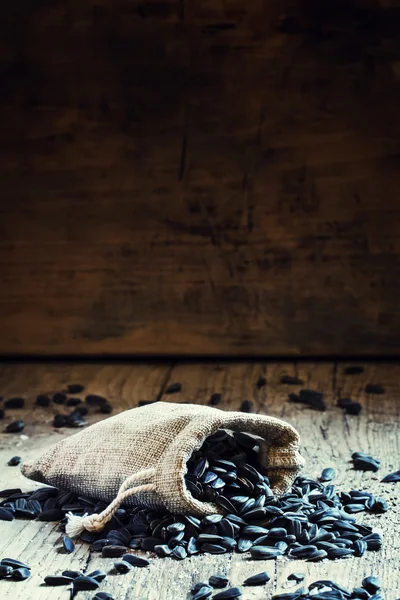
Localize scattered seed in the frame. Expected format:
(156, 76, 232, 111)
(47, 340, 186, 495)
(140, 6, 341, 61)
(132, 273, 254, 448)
(87, 570, 107, 583)
(99, 402, 113, 414)
(39, 508, 65, 521)
(67, 384, 85, 394)
(101, 545, 127, 558)
(362, 576, 380, 594)
(63, 536, 75, 553)
(287, 573, 304, 583)
(209, 393, 222, 406)
(250, 546, 282, 559)
(344, 366, 364, 375)
(345, 402, 362, 415)
(121, 554, 150, 567)
(44, 575, 74, 586)
(5, 397, 25, 409)
(53, 393, 67, 405)
(337, 397, 353, 408)
(213, 588, 242, 599)
(209, 574, 229, 588)
(299, 389, 326, 411)
(239, 400, 253, 413)
(319, 468, 336, 482)
(93, 593, 115, 600)
(1, 558, 30, 570)
(114, 560, 132, 574)
(243, 571, 270, 586)
(36, 394, 51, 406)
(352, 453, 380, 472)
(0, 409, 4, 419)
(85, 394, 107, 406)
(7, 456, 21, 467)
(66, 397, 82, 406)
(256, 375, 266, 388)
(271, 592, 303, 600)
(53, 414, 67, 428)
(62, 570, 82, 579)
(73, 575, 100, 590)
(165, 383, 181, 394)
(192, 586, 213, 600)
(0, 565, 13, 577)
(11, 568, 31, 581)
(5, 420, 25, 433)
(381, 469, 400, 482)
(365, 384, 385, 394)
(280, 375, 303, 385)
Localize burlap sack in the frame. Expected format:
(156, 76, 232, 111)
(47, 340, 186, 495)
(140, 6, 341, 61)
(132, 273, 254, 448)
(22, 402, 304, 537)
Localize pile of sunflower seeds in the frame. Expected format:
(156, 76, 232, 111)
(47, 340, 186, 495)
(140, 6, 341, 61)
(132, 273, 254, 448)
(190, 573, 385, 600)
(0, 430, 391, 564)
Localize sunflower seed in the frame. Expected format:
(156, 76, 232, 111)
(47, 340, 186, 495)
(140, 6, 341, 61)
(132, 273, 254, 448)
(101, 545, 127, 558)
(250, 546, 282, 559)
(287, 573, 304, 583)
(213, 588, 242, 599)
(352, 588, 370, 599)
(121, 554, 149, 567)
(362, 576, 380, 594)
(114, 560, 132, 573)
(256, 376, 266, 388)
(0, 565, 13, 577)
(319, 468, 336, 482)
(365, 384, 384, 394)
(239, 400, 253, 413)
(345, 402, 362, 415)
(73, 576, 100, 590)
(1, 558, 30, 570)
(11, 568, 31, 581)
(63, 536, 75, 553)
(5, 397, 25, 409)
(381, 469, 400, 482)
(87, 570, 107, 582)
(166, 382, 181, 394)
(36, 394, 51, 406)
(280, 375, 303, 385)
(271, 592, 303, 600)
(209, 574, 229, 588)
(44, 575, 74, 586)
(192, 586, 213, 600)
(0, 507, 14, 521)
(67, 384, 85, 394)
(5, 420, 25, 433)
(337, 397, 353, 408)
(62, 570, 82, 579)
(93, 593, 115, 600)
(173, 545, 187, 559)
(39, 508, 65, 521)
(243, 571, 270, 586)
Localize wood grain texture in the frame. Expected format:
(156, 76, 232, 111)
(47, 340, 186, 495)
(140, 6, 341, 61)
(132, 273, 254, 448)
(2, 361, 398, 598)
(1, 1, 400, 355)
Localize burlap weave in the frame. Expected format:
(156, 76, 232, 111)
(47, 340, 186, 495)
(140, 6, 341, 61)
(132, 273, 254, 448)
(22, 402, 304, 516)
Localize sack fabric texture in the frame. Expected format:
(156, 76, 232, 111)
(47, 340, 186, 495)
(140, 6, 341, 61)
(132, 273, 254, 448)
(22, 402, 304, 521)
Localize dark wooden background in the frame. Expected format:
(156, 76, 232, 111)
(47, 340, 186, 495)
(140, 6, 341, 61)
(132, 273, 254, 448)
(1, 0, 400, 356)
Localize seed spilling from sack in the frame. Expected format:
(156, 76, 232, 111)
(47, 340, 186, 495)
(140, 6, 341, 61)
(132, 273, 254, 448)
(4, 429, 388, 565)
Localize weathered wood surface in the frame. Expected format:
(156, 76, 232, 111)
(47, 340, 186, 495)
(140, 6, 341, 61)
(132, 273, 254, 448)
(1, 2, 400, 356)
(0, 362, 399, 599)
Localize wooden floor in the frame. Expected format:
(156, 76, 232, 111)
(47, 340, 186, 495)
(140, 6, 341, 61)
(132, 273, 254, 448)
(0, 362, 399, 599)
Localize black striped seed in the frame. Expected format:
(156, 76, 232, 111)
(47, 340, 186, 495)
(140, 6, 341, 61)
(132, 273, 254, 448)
(209, 574, 229, 588)
(213, 588, 242, 599)
(73, 576, 99, 590)
(5, 420, 25, 433)
(243, 571, 270, 586)
(63, 536, 75, 553)
(44, 575, 74, 586)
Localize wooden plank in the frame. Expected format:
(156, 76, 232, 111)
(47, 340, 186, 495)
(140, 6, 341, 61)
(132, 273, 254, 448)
(1, 2, 400, 356)
(1, 362, 399, 598)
